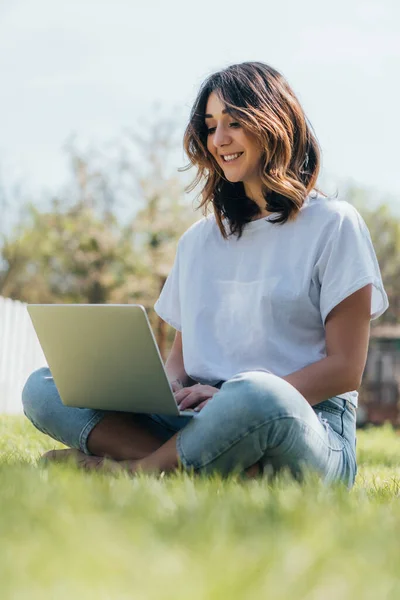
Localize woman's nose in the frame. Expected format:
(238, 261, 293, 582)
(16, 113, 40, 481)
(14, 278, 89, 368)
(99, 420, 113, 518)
(213, 124, 231, 148)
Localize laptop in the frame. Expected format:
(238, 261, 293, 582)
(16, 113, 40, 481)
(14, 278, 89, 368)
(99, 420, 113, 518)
(27, 304, 197, 417)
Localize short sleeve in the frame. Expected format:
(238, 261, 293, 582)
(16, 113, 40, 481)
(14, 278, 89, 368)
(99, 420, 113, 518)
(154, 242, 182, 331)
(315, 204, 389, 325)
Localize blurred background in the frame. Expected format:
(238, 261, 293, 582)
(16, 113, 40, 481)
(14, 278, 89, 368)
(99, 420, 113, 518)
(0, 0, 399, 422)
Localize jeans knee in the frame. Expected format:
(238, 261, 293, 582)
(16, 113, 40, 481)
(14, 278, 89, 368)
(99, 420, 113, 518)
(178, 372, 309, 475)
(22, 367, 54, 427)
(224, 371, 306, 423)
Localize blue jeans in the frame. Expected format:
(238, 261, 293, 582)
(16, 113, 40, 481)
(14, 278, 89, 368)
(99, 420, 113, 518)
(22, 368, 357, 487)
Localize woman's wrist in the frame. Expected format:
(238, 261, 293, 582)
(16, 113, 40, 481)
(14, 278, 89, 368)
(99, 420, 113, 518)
(170, 378, 185, 391)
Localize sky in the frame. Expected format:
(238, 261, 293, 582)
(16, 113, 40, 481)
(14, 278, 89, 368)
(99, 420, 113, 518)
(0, 0, 399, 214)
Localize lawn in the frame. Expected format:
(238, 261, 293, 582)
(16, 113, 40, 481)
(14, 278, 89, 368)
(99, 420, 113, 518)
(1, 416, 400, 600)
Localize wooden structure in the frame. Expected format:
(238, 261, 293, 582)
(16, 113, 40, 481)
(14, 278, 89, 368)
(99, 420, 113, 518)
(358, 325, 400, 426)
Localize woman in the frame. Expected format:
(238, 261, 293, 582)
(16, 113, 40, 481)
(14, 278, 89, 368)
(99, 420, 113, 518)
(22, 62, 388, 486)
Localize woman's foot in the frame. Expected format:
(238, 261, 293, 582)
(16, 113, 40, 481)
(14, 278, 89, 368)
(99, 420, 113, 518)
(40, 448, 120, 472)
(244, 461, 262, 478)
(40, 449, 262, 478)
(40, 448, 84, 464)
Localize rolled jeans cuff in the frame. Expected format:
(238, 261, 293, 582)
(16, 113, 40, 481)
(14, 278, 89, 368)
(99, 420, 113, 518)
(79, 412, 106, 455)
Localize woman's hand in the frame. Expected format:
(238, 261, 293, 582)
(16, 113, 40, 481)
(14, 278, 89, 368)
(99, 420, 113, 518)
(174, 383, 220, 412)
(170, 379, 185, 393)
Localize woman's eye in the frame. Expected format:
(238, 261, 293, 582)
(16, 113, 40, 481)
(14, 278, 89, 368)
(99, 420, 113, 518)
(207, 122, 240, 135)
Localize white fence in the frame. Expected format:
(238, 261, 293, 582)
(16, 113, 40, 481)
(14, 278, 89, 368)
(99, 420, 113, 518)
(0, 296, 47, 414)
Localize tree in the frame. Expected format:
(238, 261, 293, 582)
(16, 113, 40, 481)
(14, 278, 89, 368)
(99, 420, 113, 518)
(0, 111, 200, 358)
(0, 200, 138, 304)
(122, 114, 200, 356)
(345, 182, 400, 324)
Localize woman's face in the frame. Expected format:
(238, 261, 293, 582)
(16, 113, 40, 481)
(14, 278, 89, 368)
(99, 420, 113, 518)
(205, 91, 263, 188)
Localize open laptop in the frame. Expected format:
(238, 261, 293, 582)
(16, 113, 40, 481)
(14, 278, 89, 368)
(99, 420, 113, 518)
(27, 304, 197, 417)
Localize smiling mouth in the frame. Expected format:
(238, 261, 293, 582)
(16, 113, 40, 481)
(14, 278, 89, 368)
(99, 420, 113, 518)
(222, 152, 244, 163)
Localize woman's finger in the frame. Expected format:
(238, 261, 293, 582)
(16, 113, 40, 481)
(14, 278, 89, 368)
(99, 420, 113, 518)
(177, 385, 219, 410)
(194, 400, 209, 412)
(178, 390, 209, 410)
(174, 387, 192, 404)
(178, 391, 201, 410)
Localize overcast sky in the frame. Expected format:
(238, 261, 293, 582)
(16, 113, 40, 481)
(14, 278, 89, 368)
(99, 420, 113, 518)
(0, 0, 399, 211)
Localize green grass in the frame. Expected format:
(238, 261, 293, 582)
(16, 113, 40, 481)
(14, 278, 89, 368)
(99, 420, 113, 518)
(1, 417, 400, 599)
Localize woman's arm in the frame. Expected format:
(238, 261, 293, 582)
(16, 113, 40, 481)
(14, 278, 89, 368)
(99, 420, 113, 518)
(282, 284, 372, 405)
(164, 330, 196, 388)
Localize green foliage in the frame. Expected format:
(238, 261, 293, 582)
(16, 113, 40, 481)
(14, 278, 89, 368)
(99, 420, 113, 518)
(1, 416, 400, 599)
(0, 126, 199, 355)
(346, 183, 400, 324)
(1, 201, 139, 304)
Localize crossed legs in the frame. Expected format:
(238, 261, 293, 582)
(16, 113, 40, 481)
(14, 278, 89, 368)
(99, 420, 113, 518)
(22, 368, 355, 485)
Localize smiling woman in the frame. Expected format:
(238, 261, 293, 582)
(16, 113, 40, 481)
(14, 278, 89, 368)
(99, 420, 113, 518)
(205, 93, 264, 209)
(22, 61, 389, 487)
(181, 61, 321, 239)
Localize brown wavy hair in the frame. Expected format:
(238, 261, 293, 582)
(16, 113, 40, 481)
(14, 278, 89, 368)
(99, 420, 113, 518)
(180, 61, 325, 240)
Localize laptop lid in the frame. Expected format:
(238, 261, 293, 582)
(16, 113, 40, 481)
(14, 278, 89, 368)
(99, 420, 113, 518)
(27, 304, 183, 416)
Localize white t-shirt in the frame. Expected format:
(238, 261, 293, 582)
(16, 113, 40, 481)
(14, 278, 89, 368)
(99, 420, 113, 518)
(154, 192, 389, 407)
